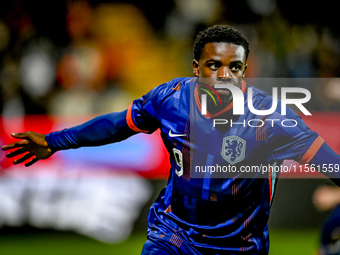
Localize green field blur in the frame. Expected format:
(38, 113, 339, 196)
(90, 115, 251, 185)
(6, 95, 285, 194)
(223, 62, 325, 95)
(0, 227, 320, 255)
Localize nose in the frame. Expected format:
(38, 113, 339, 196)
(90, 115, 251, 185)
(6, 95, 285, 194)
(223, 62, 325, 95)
(218, 66, 231, 82)
(218, 66, 231, 78)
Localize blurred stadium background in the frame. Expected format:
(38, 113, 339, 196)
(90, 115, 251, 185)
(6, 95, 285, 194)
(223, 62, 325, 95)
(0, 0, 340, 254)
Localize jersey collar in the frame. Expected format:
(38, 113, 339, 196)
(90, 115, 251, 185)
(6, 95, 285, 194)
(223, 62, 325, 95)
(194, 80, 247, 119)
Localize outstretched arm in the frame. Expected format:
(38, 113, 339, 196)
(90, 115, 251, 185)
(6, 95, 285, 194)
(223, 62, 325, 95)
(2, 110, 137, 167)
(45, 110, 136, 150)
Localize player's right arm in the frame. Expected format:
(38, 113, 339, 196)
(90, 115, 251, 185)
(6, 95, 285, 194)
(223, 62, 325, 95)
(2, 78, 184, 167)
(2, 109, 137, 167)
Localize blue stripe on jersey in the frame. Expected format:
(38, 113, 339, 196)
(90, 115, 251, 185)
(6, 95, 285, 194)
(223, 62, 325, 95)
(229, 127, 238, 136)
(202, 154, 214, 200)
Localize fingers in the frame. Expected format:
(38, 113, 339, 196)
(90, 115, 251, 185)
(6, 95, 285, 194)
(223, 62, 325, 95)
(4, 147, 40, 167)
(11, 132, 30, 139)
(1, 132, 33, 150)
(5, 147, 29, 158)
(2, 140, 29, 150)
(25, 157, 39, 167)
(13, 152, 34, 165)
(2, 132, 48, 167)
(13, 153, 39, 167)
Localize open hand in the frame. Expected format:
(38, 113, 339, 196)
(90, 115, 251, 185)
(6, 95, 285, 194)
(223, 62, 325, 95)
(2, 132, 54, 167)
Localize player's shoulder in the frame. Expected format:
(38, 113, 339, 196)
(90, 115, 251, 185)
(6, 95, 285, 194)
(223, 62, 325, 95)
(248, 83, 312, 133)
(160, 77, 192, 92)
(152, 77, 193, 101)
(247, 84, 299, 118)
(247, 85, 274, 109)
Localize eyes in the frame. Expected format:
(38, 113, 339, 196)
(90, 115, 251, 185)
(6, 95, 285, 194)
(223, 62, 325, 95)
(207, 61, 243, 72)
(230, 63, 243, 72)
(207, 62, 221, 70)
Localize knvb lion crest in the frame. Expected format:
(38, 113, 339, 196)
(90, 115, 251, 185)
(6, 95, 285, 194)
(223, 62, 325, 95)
(221, 136, 246, 165)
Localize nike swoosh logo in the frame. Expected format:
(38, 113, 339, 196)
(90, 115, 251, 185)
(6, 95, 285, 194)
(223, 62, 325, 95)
(169, 130, 187, 137)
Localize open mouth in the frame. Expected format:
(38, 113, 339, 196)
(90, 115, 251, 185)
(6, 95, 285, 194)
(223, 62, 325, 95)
(216, 88, 231, 95)
(215, 82, 234, 95)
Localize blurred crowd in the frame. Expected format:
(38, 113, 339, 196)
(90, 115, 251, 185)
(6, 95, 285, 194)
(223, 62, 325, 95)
(1, 0, 340, 117)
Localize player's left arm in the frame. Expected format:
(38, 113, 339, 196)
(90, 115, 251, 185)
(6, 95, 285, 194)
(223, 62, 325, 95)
(265, 99, 340, 186)
(309, 142, 340, 187)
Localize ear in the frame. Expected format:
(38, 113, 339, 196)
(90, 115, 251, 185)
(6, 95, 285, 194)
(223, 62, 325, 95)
(193, 59, 199, 77)
(242, 63, 247, 78)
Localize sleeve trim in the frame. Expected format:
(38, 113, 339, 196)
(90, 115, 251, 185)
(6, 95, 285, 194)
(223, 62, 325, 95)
(299, 136, 325, 164)
(126, 103, 149, 133)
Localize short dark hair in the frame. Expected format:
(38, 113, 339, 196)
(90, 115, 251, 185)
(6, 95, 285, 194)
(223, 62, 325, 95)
(193, 25, 250, 61)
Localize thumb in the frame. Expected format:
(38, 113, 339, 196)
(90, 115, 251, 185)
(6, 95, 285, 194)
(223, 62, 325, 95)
(11, 132, 29, 138)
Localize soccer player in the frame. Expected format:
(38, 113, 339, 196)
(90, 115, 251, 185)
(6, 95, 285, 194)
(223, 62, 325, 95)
(3, 25, 340, 254)
(319, 204, 340, 255)
(314, 186, 340, 255)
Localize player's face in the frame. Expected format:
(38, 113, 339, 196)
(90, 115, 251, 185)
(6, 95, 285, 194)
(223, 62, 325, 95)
(193, 42, 247, 108)
(193, 42, 247, 84)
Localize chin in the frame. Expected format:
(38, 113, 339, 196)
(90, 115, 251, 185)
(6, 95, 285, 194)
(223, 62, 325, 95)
(219, 93, 233, 105)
